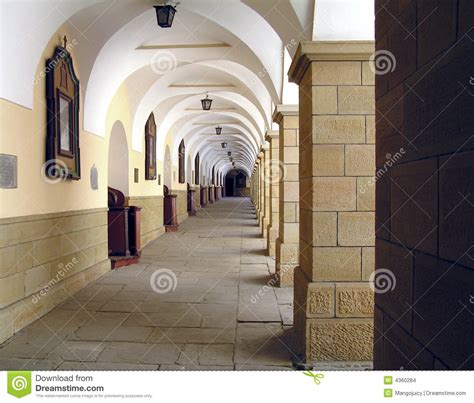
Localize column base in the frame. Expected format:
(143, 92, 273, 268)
(294, 267, 374, 363)
(165, 224, 179, 232)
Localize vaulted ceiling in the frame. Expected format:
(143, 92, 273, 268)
(1, 0, 374, 177)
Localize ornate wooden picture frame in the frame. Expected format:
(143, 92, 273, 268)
(145, 112, 157, 180)
(45, 36, 81, 180)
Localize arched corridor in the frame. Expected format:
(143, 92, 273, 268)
(0, 0, 473, 374)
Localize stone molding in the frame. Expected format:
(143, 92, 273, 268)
(288, 41, 375, 84)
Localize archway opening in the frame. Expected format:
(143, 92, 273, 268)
(225, 169, 248, 197)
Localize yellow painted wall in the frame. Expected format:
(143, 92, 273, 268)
(0, 26, 165, 219)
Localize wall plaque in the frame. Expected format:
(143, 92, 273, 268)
(90, 164, 98, 190)
(0, 154, 17, 188)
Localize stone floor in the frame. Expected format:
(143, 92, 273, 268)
(0, 198, 298, 370)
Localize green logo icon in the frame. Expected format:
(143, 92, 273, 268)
(303, 370, 324, 385)
(7, 371, 32, 398)
(384, 376, 393, 385)
(384, 389, 393, 398)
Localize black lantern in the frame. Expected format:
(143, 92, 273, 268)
(232, 162, 235, 167)
(215, 125, 222, 135)
(153, 4, 177, 28)
(227, 151, 231, 156)
(201, 91, 213, 111)
(221, 141, 227, 149)
(229, 157, 233, 162)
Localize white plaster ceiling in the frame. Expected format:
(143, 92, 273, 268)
(0, 0, 374, 177)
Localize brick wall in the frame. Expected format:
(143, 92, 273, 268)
(375, 0, 474, 369)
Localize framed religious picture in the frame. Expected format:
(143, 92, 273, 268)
(45, 36, 81, 180)
(145, 112, 157, 180)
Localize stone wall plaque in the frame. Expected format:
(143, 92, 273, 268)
(0, 154, 17, 188)
(90, 164, 98, 190)
(134, 168, 139, 183)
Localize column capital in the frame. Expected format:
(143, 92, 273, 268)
(260, 143, 270, 152)
(288, 40, 375, 84)
(272, 104, 298, 124)
(265, 130, 279, 142)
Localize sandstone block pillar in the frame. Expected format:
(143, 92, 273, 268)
(260, 142, 270, 237)
(273, 105, 299, 287)
(289, 41, 376, 365)
(266, 131, 280, 256)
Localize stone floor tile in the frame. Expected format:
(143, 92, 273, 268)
(96, 342, 181, 365)
(1, 199, 297, 371)
(148, 327, 236, 344)
(56, 361, 158, 370)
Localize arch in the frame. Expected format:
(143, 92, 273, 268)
(108, 120, 129, 195)
(164, 145, 172, 189)
(178, 140, 185, 184)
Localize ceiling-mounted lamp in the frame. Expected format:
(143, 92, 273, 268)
(221, 141, 228, 149)
(201, 91, 213, 111)
(227, 151, 231, 157)
(215, 124, 222, 135)
(153, 3, 178, 28)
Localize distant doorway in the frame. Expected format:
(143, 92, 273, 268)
(225, 177, 235, 196)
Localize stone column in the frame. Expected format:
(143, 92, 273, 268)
(273, 105, 299, 287)
(257, 151, 264, 224)
(289, 41, 375, 366)
(265, 131, 280, 256)
(260, 142, 270, 237)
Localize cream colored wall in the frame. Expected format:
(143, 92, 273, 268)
(0, 26, 165, 220)
(162, 134, 186, 192)
(0, 28, 106, 219)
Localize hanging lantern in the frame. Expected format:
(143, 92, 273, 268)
(227, 151, 231, 156)
(221, 141, 228, 149)
(153, 4, 177, 28)
(229, 157, 233, 162)
(201, 91, 213, 111)
(232, 162, 235, 167)
(215, 124, 222, 135)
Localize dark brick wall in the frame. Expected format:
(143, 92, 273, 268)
(374, 0, 474, 370)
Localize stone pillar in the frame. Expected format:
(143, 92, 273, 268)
(260, 143, 270, 237)
(265, 131, 280, 256)
(257, 152, 264, 222)
(273, 105, 299, 287)
(289, 41, 375, 366)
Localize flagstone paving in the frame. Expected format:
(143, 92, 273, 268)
(0, 198, 297, 370)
